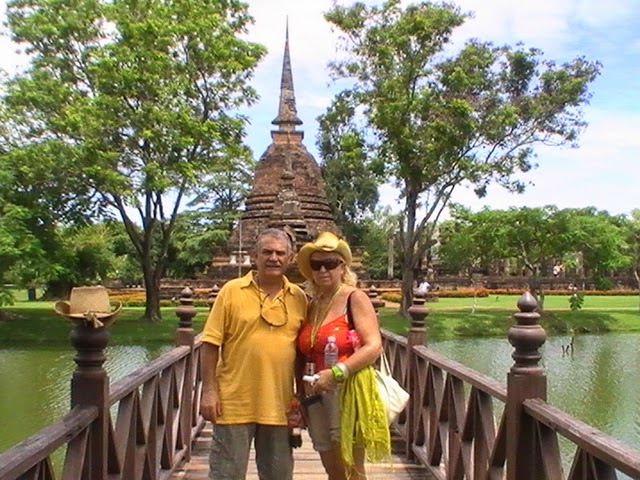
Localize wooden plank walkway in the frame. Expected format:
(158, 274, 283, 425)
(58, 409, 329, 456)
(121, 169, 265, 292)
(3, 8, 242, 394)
(171, 425, 429, 479)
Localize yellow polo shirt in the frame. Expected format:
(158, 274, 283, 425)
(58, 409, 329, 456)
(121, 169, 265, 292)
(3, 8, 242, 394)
(201, 272, 307, 425)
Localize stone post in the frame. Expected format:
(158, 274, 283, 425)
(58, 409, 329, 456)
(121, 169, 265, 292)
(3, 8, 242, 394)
(405, 290, 428, 460)
(69, 322, 111, 479)
(506, 292, 547, 480)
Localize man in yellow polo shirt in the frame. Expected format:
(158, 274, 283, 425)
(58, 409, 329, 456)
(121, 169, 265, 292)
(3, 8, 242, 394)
(200, 228, 307, 480)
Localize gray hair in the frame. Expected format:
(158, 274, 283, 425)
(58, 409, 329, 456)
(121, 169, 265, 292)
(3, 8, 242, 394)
(255, 228, 293, 254)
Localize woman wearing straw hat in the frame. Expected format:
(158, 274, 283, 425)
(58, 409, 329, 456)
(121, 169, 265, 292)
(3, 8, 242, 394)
(297, 232, 390, 480)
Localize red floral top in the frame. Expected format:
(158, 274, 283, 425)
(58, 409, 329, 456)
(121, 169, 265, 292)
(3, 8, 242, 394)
(297, 314, 355, 371)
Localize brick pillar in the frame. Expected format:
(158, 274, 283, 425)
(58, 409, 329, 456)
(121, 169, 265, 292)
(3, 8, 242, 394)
(506, 292, 547, 480)
(405, 291, 428, 460)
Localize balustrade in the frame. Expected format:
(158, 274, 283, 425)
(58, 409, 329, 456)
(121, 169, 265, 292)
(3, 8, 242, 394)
(3, 289, 640, 479)
(0, 286, 204, 480)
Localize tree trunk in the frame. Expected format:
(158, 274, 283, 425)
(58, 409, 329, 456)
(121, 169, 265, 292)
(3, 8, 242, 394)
(400, 259, 415, 318)
(527, 274, 545, 312)
(141, 249, 163, 322)
(634, 270, 640, 312)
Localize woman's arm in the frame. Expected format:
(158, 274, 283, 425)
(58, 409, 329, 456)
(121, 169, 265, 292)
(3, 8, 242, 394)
(340, 288, 382, 374)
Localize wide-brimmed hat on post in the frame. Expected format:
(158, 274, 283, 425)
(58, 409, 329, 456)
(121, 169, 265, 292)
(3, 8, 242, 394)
(297, 232, 352, 280)
(54, 286, 122, 327)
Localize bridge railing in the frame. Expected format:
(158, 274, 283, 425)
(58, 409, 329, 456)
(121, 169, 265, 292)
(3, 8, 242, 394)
(382, 290, 640, 480)
(0, 286, 205, 480)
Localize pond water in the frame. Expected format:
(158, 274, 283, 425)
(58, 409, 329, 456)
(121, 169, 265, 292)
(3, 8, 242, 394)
(0, 344, 172, 453)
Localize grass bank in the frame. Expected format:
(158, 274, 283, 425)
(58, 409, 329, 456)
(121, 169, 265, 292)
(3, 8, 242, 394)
(1, 294, 639, 345)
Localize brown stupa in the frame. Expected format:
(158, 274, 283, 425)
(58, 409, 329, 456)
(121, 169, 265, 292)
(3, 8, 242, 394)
(209, 26, 340, 283)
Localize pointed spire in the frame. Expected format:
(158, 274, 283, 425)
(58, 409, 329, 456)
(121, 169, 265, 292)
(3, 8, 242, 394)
(272, 19, 303, 131)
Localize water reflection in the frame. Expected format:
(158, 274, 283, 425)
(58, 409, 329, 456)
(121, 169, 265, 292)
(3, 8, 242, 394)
(0, 343, 172, 453)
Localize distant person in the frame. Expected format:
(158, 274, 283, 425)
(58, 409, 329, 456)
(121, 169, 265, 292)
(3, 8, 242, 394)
(200, 228, 307, 480)
(418, 279, 431, 294)
(296, 231, 390, 480)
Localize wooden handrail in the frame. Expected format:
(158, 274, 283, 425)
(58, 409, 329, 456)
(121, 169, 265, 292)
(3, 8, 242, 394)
(109, 344, 193, 403)
(0, 406, 98, 479)
(413, 344, 507, 401)
(525, 397, 640, 477)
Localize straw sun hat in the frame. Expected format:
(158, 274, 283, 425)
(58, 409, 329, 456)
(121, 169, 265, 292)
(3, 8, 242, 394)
(297, 232, 352, 281)
(54, 286, 122, 327)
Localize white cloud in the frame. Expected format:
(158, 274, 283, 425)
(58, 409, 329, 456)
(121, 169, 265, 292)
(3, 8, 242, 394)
(1, 0, 637, 217)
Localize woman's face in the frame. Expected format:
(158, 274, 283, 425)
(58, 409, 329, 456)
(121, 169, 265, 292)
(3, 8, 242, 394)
(309, 251, 345, 290)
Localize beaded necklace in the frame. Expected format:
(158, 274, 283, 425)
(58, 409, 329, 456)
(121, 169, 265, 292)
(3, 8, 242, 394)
(309, 284, 342, 348)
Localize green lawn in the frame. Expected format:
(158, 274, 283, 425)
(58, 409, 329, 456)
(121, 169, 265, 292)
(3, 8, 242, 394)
(1, 293, 639, 345)
(379, 293, 640, 340)
(414, 294, 640, 311)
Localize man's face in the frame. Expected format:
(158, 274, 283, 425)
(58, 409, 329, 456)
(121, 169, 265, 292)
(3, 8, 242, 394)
(254, 235, 292, 280)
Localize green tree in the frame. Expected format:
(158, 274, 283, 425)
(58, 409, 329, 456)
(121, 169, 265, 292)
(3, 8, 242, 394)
(438, 206, 572, 309)
(359, 207, 402, 280)
(316, 91, 384, 244)
(2, 0, 266, 321)
(627, 210, 640, 311)
(165, 151, 254, 278)
(563, 208, 630, 289)
(324, 0, 600, 315)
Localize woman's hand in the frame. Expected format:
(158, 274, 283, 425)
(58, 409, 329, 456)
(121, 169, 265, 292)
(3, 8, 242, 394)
(311, 368, 338, 394)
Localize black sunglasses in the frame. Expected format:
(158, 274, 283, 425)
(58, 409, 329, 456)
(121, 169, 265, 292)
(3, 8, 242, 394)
(310, 258, 344, 272)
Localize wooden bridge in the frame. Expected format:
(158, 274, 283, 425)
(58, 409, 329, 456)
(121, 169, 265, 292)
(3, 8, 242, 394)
(2, 289, 640, 480)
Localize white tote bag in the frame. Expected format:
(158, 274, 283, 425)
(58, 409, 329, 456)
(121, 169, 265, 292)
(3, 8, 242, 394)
(375, 352, 410, 424)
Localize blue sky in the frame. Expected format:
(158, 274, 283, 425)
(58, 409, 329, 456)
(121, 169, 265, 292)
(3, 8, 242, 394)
(241, 0, 639, 218)
(1, 0, 638, 217)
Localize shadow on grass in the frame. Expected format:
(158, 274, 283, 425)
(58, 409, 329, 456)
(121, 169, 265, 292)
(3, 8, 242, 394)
(540, 311, 616, 335)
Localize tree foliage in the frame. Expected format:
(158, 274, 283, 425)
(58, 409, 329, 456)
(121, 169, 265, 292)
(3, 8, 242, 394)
(316, 91, 384, 244)
(324, 0, 601, 314)
(2, 0, 266, 320)
(437, 205, 630, 309)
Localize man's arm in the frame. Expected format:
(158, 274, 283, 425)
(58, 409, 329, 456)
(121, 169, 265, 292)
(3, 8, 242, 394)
(200, 342, 221, 422)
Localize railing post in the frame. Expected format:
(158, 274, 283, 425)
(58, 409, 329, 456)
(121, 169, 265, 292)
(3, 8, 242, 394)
(405, 291, 428, 460)
(175, 286, 197, 461)
(207, 284, 220, 312)
(367, 285, 385, 313)
(175, 286, 196, 347)
(506, 292, 547, 480)
(69, 319, 111, 479)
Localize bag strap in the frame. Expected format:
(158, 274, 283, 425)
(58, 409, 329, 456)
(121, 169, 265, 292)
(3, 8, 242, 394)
(346, 290, 391, 373)
(346, 291, 355, 329)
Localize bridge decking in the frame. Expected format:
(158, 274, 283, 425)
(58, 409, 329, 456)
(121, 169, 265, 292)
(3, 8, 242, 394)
(171, 425, 430, 480)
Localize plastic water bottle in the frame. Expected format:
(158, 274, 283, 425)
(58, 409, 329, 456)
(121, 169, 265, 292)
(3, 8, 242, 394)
(324, 335, 339, 367)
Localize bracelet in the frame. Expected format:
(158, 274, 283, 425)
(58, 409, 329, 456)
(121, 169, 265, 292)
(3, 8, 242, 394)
(331, 365, 345, 382)
(335, 362, 350, 379)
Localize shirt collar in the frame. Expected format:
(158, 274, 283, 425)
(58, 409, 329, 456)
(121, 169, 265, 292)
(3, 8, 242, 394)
(240, 270, 297, 293)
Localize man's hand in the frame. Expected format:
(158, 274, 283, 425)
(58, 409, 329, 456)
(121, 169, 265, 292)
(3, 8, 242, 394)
(200, 388, 221, 422)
